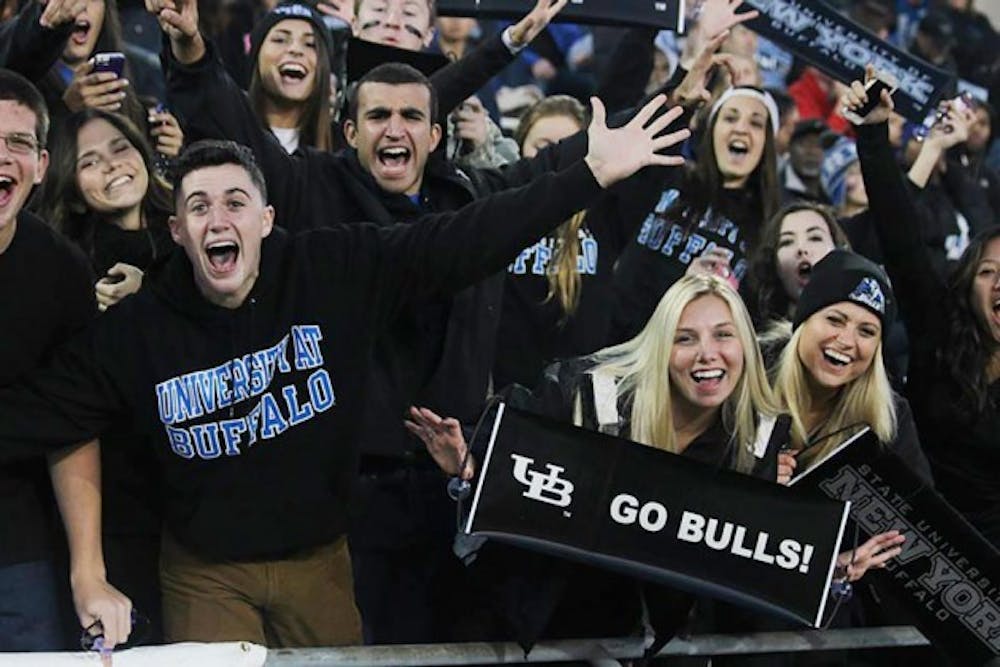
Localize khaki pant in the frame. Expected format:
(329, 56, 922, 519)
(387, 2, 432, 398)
(160, 533, 361, 647)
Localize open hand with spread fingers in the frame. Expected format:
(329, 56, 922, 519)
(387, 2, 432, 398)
(405, 406, 475, 480)
(836, 530, 905, 582)
(695, 0, 760, 42)
(673, 30, 739, 107)
(584, 96, 690, 188)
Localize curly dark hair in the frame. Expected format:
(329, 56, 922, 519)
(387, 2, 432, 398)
(939, 227, 1000, 417)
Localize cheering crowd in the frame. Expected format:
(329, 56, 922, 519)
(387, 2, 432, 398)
(0, 0, 999, 663)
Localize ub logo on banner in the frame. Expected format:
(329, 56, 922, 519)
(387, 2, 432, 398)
(511, 454, 575, 508)
(466, 404, 849, 628)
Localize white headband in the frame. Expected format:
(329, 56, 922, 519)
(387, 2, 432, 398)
(709, 87, 780, 135)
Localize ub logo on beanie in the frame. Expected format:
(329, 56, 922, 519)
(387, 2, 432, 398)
(793, 250, 896, 330)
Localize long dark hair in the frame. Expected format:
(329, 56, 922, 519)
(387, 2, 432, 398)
(39, 109, 173, 262)
(748, 201, 850, 324)
(662, 91, 780, 245)
(249, 19, 333, 152)
(939, 227, 1000, 416)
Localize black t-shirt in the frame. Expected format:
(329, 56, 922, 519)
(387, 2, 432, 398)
(0, 213, 95, 566)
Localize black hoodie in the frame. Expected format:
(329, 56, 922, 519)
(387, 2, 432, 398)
(0, 159, 603, 561)
(163, 39, 589, 458)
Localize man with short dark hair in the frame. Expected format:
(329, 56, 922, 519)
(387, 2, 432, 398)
(0, 102, 687, 645)
(0, 68, 131, 651)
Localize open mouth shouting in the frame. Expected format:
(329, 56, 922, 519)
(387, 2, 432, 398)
(726, 138, 750, 162)
(376, 145, 412, 176)
(989, 295, 1000, 335)
(796, 260, 813, 287)
(71, 18, 91, 46)
(0, 174, 16, 208)
(278, 62, 309, 85)
(205, 241, 240, 275)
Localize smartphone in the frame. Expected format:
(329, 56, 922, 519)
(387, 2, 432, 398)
(91, 52, 126, 78)
(151, 101, 168, 124)
(915, 91, 974, 141)
(842, 70, 899, 124)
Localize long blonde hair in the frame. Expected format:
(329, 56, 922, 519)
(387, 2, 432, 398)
(768, 316, 897, 469)
(515, 96, 590, 317)
(591, 275, 778, 473)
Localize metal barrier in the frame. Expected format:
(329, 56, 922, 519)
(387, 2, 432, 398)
(263, 626, 930, 665)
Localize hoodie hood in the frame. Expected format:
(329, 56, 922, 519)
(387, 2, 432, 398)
(149, 225, 290, 319)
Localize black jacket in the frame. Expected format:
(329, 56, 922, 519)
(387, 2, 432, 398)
(0, 0, 72, 82)
(0, 160, 604, 561)
(860, 120, 1000, 548)
(846, 148, 996, 279)
(0, 212, 95, 567)
(493, 161, 668, 389)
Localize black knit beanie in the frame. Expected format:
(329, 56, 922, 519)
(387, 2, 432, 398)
(792, 249, 896, 330)
(248, 2, 334, 74)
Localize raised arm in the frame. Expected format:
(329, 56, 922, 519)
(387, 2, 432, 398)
(319, 97, 689, 330)
(154, 0, 307, 226)
(478, 30, 731, 196)
(842, 68, 948, 336)
(430, 0, 568, 119)
(0, 0, 79, 82)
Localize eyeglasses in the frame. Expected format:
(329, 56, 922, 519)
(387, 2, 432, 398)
(81, 608, 151, 653)
(0, 132, 40, 155)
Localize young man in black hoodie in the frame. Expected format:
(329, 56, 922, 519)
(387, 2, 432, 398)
(0, 92, 688, 646)
(0, 68, 131, 651)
